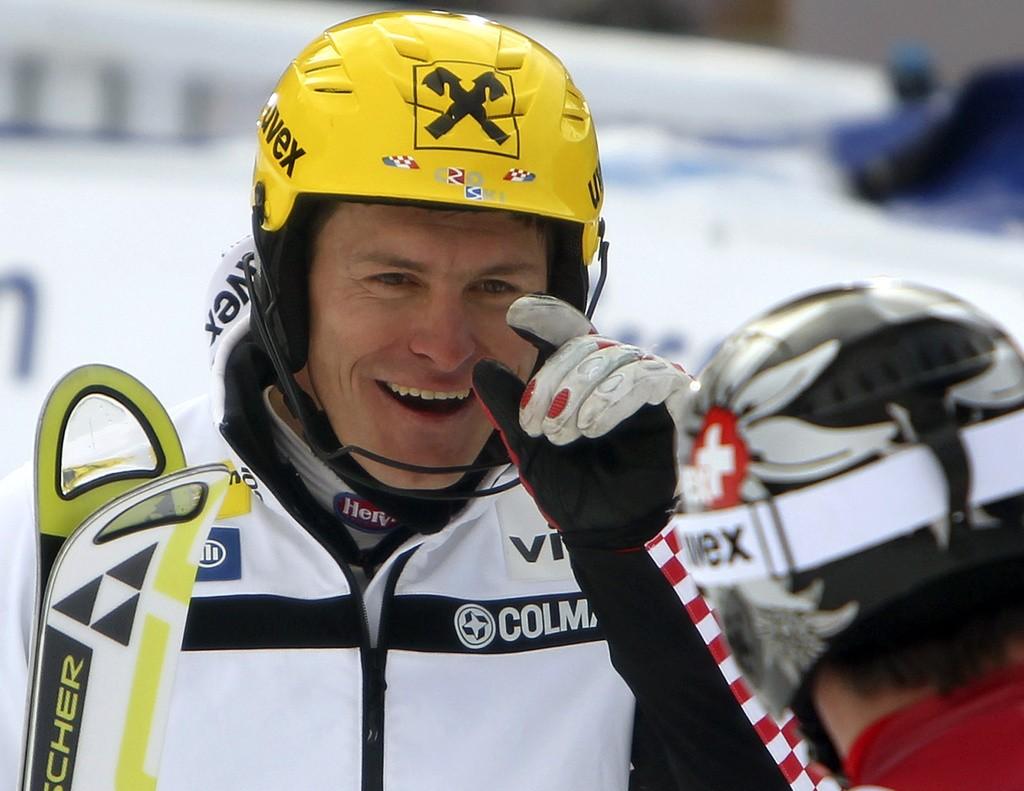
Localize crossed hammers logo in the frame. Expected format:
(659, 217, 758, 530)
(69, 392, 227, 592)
(421, 67, 510, 145)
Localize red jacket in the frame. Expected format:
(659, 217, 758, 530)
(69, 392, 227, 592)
(845, 663, 1024, 790)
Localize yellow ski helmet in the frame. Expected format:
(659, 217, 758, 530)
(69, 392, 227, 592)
(251, 10, 604, 373)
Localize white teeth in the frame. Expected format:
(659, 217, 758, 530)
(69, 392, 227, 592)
(387, 383, 471, 401)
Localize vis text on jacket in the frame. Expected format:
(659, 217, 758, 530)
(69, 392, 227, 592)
(509, 533, 565, 563)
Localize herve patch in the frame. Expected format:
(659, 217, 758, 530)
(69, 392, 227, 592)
(334, 494, 397, 533)
(196, 526, 242, 582)
(500, 520, 572, 582)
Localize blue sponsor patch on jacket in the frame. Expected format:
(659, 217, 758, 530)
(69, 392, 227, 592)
(196, 526, 242, 581)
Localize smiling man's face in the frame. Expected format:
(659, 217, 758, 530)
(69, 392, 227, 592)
(298, 202, 549, 489)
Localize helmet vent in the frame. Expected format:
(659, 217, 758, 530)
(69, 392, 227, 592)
(495, 30, 529, 71)
(301, 39, 356, 94)
(373, 18, 431, 62)
(563, 84, 587, 122)
(561, 81, 590, 140)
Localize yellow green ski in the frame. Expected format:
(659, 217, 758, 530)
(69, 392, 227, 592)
(20, 365, 228, 790)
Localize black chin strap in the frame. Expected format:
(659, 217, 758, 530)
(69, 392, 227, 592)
(586, 219, 609, 321)
(328, 442, 522, 500)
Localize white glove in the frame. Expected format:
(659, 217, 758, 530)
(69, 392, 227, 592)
(473, 294, 692, 548)
(510, 296, 690, 445)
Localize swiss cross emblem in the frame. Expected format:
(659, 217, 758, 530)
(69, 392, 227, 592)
(686, 407, 748, 509)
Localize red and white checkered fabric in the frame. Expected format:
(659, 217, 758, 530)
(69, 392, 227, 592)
(503, 168, 535, 182)
(646, 525, 841, 791)
(383, 155, 419, 169)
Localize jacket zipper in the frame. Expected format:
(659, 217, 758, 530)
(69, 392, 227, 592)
(361, 549, 416, 791)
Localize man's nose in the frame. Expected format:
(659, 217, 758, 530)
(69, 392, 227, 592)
(408, 291, 477, 373)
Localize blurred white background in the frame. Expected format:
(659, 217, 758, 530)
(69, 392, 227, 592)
(3, 0, 1024, 476)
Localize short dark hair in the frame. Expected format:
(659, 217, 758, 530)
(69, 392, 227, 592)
(822, 602, 1024, 695)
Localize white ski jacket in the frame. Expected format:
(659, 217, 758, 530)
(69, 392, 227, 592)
(0, 239, 636, 790)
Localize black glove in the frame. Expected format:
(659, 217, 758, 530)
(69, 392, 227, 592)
(473, 295, 691, 549)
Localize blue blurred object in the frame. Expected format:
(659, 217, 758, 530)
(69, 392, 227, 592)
(888, 41, 938, 102)
(831, 63, 1024, 234)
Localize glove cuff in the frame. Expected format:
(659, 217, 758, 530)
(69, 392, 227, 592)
(559, 502, 676, 551)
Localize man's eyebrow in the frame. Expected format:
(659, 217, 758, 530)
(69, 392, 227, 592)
(357, 255, 545, 276)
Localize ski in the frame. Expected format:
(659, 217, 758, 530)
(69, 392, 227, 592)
(21, 365, 229, 790)
(33, 364, 188, 563)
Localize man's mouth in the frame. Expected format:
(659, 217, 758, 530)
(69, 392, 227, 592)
(381, 382, 473, 415)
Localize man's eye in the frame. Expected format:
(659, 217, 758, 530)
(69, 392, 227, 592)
(372, 273, 412, 286)
(478, 280, 516, 295)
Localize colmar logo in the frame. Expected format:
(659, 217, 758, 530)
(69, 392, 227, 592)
(259, 103, 307, 177)
(335, 495, 397, 533)
(454, 598, 598, 650)
(682, 406, 749, 509)
(454, 604, 496, 649)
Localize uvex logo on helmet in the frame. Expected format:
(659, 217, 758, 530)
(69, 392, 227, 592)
(334, 495, 397, 533)
(259, 102, 307, 177)
(413, 62, 519, 158)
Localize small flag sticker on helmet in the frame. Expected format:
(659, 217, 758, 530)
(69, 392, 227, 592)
(382, 155, 420, 169)
(446, 167, 466, 185)
(465, 185, 484, 201)
(503, 168, 536, 182)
